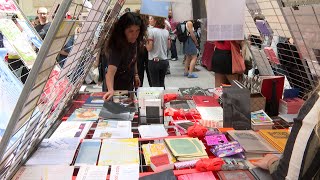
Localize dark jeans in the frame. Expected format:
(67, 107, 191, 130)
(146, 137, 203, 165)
(137, 48, 152, 87)
(8, 58, 29, 84)
(170, 39, 178, 59)
(148, 60, 169, 87)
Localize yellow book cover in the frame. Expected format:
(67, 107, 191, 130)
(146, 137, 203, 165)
(259, 129, 289, 153)
(98, 138, 139, 166)
(142, 143, 176, 165)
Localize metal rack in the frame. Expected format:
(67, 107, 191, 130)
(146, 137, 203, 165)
(0, 0, 125, 179)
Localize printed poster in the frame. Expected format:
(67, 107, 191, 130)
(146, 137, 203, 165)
(207, 0, 245, 41)
(0, 19, 37, 64)
(0, 0, 18, 13)
(0, 60, 23, 141)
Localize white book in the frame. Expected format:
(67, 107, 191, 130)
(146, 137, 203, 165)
(26, 138, 80, 165)
(92, 121, 132, 139)
(50, 121, 92, 139)
(13, 165, 74, 180)
(110, 164, 139, 180)
(196, 107, 223, 121)
(138, 125, 168, 138)
(76, 166, 109, 180)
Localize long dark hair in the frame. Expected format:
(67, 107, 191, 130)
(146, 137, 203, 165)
(107, 12, 146, 54)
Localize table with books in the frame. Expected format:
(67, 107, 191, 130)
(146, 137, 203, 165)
(13, 86, 294, 180)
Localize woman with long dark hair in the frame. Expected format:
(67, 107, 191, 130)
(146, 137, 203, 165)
(103, 12, 146, 101)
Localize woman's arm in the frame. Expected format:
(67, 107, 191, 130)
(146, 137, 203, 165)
(103, 65, 117, 101)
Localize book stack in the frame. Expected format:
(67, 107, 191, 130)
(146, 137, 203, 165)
(138, 125, 168, 138)
(92, 121, 132, 139)
(251, 110, 273, 130)
(173, 121, 194, 135)
(142, 143, 176, 165)
(279, 98, 304, 114)
(259, 129, 290, 153)
(164, 138, 208, 161)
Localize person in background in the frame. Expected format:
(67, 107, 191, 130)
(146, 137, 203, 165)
(183, 20, 199, 78)
(35, 7, 51, 40)
(103, 12, 146, 101)
(135, 10, 152, 87)
(253, 84, 320, 179)
(146, 16, 171, 87)
(211, 40, 243, 87)
(168, 10, 178, 61)
(33, 16, 40, 27)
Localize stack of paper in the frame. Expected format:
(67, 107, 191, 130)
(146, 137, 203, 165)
(228, 130, 278, 154)
(26, 138, 80, 165)
(109, 164, 139, 180)
(197, 107, 223, 128)
(92, 121, 132, 139)
(13, 166, 74, 180)
(142, 143, 176, 165)
(50, 121, 92, 139)
(67, 108, 101, 121)
(138, 125, 168, 138)
(98, 139, 139, 166)
(74, 140, 101, 166)
(164, 138, 208, 161)
(259, 129, 290, 153)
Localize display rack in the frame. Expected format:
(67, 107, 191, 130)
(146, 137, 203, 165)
(0, 0, 125, 179)
(1, 0, 320, 179)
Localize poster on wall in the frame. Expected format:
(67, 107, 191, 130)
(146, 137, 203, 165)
(0, 19, 37, 65)
(0, 60, 23, 142)
(207, 0, 245, 41)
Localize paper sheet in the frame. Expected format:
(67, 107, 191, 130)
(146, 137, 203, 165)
(110, 164, 139, 180)
(138, 125, 168, 138)
(76, 166, 109, 180)
(207, 0, 245, 41)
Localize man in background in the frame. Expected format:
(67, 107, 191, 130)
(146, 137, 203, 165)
(35, 7, 51, 40)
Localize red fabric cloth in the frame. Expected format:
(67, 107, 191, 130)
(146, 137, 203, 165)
(195, 158, 224, 172)
(164, 108, 201, 120)
(214, 41, 231, 50)
(201, 41, 215, 71)
(187, 124, 208, 138)
(164, 93, 178, 103)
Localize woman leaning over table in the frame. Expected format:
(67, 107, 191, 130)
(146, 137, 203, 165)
(253, 84, 320, 179)
(103, 12, 146, 101)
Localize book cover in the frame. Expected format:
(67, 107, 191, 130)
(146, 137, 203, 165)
(67, 108, 101, 121)
(142, 143, 176, 165)
(110, 164, 139, 180)
(138, 125, 168, 138)
(92, 121, 132, 139)
(98, 139, 139, 166)
(76, 166, 109, 180)
(259, 129, 289, 153)
(83, 96, 104, 106)
(228, 130, 278, 153)
(217, 170, 255, 180)
(13, 166, 74, 180)
(251, 110, 273, 124)
(192, 95, 220, 107)
(50, 121, 92, 139)
(74, 140, 101, 166)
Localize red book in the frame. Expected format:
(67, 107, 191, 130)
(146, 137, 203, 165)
(150, 154, 170, 167)
(193, 96, 220, 107)
(217, 170, 255, 180)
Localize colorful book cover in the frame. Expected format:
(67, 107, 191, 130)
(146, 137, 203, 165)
(142, 143, 176, 165)
(92, 121, 132, 139)
(259, 129, 289, 153)
(74, 140, 101, 166)
(83, 96, 104, 106)
(217, 170, 255, 180)
(50, 121, 92, 139)
(98, 138, 139, 166)
(178, 172, 217, 180)
(67, 108, 101, 121)
(251, 110, 273, 124)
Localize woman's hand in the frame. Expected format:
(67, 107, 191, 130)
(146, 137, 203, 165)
(251, 154, 279, 170)
(103, 90, 114, 101)
(134, 74, 140, 88)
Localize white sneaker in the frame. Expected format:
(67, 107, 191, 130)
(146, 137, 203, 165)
(171, 58, 177, 61)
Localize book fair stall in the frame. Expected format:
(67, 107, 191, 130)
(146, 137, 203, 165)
(0, 0, 320, 180)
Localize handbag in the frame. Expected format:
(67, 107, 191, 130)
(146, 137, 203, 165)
(231, 41, 246, 74)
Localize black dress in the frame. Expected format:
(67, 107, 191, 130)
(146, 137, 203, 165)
(108, 43, 136, 91)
